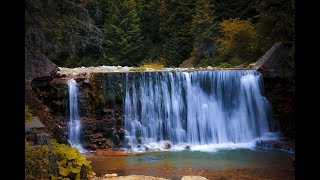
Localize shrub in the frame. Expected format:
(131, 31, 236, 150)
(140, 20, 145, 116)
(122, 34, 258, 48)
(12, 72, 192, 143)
(218, 62, 232, 68)
(25, 145, 51, 179)
(25, 104, 33, 125)
(218, 18, 258, 63)
(51, 140, 94, 180)
(141, 62, 165, 69)
(25, 140, 94, 180)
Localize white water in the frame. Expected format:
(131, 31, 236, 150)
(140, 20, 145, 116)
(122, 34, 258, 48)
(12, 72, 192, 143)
(124, 70, 275, 151)
(67, 79, 86, 153)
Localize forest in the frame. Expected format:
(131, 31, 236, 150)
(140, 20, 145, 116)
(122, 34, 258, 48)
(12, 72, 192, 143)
(25, 0, 295, 68)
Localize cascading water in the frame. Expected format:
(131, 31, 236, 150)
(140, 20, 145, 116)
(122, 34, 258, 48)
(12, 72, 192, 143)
(67, 79, 86, 153)
(124, 70, 273, 151)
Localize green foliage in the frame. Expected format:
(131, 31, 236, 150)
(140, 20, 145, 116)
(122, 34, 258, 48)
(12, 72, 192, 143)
(25, 140, 93, 180)
(25, 0, 294, 68)
(217, 62, 232, 68)
(215, 0, 258, 21)
(25, 105, 33, 125)
(101, 0, 144, 66)
(159, 0, 196, 67)
(191, 0, 219, 66)
(255, 0, 295, 52)
(51, 140, 94, 180)
(218, 18, 258, 63)
(25, 0, 103, 66)
(25, 145, 51, 180)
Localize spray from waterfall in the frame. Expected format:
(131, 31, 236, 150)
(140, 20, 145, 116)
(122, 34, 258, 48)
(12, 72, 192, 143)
(67, 79, 86, 153)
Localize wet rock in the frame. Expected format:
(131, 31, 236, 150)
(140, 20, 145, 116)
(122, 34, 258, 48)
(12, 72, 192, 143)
(164, 141, 171, 149)
(256, 140, 295, 153)
(185, 145, 191, 150)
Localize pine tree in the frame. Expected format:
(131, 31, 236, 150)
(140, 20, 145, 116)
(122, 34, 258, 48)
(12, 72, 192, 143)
(191, 0, 219, 66)
(159, 0, 196, 67)
(102, 0, 143, 66)
(25, 0, 103, 66)
(255, 0, 295, 52)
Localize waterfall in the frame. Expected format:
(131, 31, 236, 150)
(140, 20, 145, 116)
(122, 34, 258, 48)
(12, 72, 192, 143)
(124, 70, 272, 151)
(67, 79, 86, 153)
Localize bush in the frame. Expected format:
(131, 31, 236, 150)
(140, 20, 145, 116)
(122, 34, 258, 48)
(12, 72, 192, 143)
(217, 62, 232, 68)
(51, 140, 94, 180)
(141, 62, 165, 69)
(217, 18, 258, 63)
(25, 105, 33, 125)
(25, 145, 51, 179)
(25, 140, 94, 180)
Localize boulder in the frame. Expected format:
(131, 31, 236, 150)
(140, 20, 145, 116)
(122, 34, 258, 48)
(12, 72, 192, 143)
(250, 41, 294, 78)
(25, 48, 59, 90)
(164, 141, 171, 149)
(25, 116, 45, 133)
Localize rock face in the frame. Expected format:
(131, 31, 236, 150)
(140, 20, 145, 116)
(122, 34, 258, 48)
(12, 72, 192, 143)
(25, 116, 52, 145)
(31, 72, 126, 150)
(251, 41, 295, 140)
(251, 41, 294, 79)
(25, 48, 59, 90)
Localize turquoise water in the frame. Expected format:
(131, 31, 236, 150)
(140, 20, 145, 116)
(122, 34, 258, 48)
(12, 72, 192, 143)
(88, 149, 293, 177)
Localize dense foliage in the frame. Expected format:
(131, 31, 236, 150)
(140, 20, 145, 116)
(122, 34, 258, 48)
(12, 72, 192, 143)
(25, 0, 295, 67)
(25, 145, 51, 179)
(218, 18, 257, 64)
(25, 140, 93, 180)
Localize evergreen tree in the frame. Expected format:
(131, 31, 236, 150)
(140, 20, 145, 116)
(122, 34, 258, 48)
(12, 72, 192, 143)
(191, 0, 218, 66)
(25, 0, 103, 66)
(139, 0, 162, 61)
(255, 0, 295, 52)
(215, 0, 258, 22)
(102, 0, 143, 66)
(159, 0, 195, 67)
